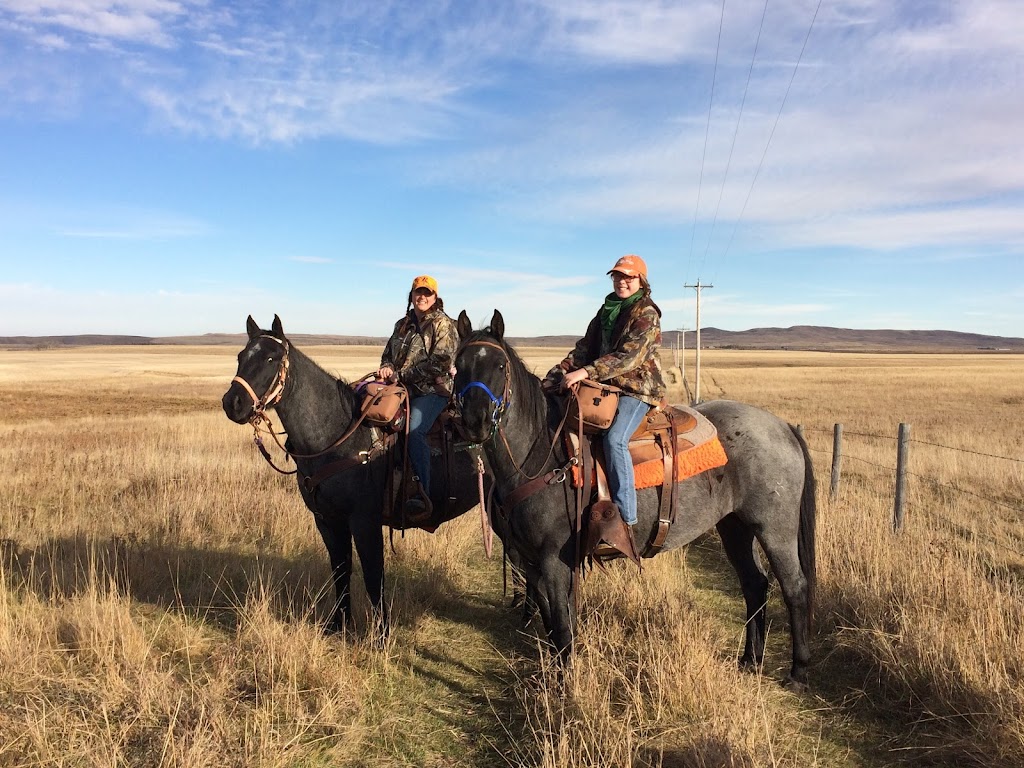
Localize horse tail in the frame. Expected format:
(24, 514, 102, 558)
(791, 424, 817, 631)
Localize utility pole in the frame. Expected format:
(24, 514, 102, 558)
(677, 328, 687, 380)
(671, 327, 688, 382)
(684, 280, 713, 403)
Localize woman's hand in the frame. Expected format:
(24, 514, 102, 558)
(377, 366, 395, 382)
(562, 368, 589, 389)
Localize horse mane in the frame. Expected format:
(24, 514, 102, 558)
(280, 336, 358, 407)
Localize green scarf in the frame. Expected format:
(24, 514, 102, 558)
(600, 290, 644, 347)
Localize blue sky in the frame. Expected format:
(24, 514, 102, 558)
(1, 0, 1022, 338)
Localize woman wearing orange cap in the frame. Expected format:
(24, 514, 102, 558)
(377, 275, 458, 516)
(546, 255, 667, 528)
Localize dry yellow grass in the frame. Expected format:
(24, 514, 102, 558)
(1, 344, 1023, 766)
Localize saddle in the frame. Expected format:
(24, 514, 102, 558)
(381, 404, 473, 532)
(348, 375, 450, 532)
(297, 379, 471, 534)
(570, 403, 728, 566)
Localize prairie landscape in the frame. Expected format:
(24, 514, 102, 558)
(1, 344, 1023, 767)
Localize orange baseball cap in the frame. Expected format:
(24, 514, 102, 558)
(607, 254, 647, 279)
(410, 275, 438, 293)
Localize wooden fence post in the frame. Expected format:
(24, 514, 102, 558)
(829, 424, 843, 501)
(893, 423, 911, 532)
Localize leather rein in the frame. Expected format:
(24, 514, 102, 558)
(234, 335, 382, 480)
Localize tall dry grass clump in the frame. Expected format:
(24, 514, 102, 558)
(705, 351, 1024, 766)
(508, 557, 826, 768)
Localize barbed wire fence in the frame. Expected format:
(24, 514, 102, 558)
(799, 423, 1024, 556)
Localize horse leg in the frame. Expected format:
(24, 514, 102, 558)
(756, 528, 812, 688)
(534, 556, 575, 660)
(314, 515, 353, 634)
(350, 508, 389, 645)
(716, 513, 770, 671)
(507, 547, 539, 627)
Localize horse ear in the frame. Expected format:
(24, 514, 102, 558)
(457, 310, 473, 340)
(271, 314, 284, 339)
(246, 315, 260, 339)
(490, 310, 504, 341)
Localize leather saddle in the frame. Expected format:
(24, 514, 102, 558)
(574, 403, 726, 566)
(381, 404, 471, 531)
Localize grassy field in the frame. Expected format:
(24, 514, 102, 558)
(1, 344, 1023, 767)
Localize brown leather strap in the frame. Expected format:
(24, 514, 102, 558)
(503, 471, 556, 509)
(502, 453, 579, 509)
(643, 410, 682, 557)
(645, 430, 673, 553)
(302, 442, 387, 493)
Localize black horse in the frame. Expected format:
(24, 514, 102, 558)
(222, 315, 488, 637)
(453, 310, 817, 686)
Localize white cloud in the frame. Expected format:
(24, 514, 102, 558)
(532, 0, 718, 64)
(0, 0, 193, 47)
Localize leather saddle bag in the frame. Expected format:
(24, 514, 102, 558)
(356, 379, 409, 433)
(567, 379, 621, 433)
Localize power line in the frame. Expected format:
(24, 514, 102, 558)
(711, 0, 823, 285)
(686, 0, 728, 281)
(698, 0, 771, 280)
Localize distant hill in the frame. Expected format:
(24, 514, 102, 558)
(2, 326, 1023, 352)
(683, 326, 1024, 352)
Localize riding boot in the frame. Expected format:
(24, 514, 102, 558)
(404, 476, 433, 523)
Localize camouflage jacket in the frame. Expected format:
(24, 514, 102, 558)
(550, 294, 667, 406)
(380, 307, 458, 398)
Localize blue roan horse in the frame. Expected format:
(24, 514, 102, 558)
(454, 311, 817, 686)
(222, 315, 486, 638)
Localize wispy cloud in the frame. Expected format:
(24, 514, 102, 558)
(532, 0, 717, 64)
(0, 0, 195, 47)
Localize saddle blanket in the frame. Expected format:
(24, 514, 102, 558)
(572, 404, 729, 490)
(633, 435, 728, 489)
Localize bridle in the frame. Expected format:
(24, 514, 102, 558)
(233, 335, 291, 426)
(455, 338, 574, 483)
(455, 339, 512, 439)
(231, 334, 377, 475)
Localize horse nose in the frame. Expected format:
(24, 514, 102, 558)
(222, 386, 249, 422)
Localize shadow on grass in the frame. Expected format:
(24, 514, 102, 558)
(2, 534, 338, 634)
(0, 530, 535, 766)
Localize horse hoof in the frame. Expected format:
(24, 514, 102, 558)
(322, 617, 350, 637)
(783, 674, 809, 693)
(737, 656, 762, 674)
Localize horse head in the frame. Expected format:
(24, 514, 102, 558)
(222, 314, 291, 424)
(454, 309, 514, 444)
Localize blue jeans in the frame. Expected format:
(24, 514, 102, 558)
(603, 395, 651, 525)
(407, 394, 448, 494)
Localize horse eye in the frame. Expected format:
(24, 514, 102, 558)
(266, 356, 274, 363)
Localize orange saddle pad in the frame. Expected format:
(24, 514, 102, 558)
(572, 404, 728, 490)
